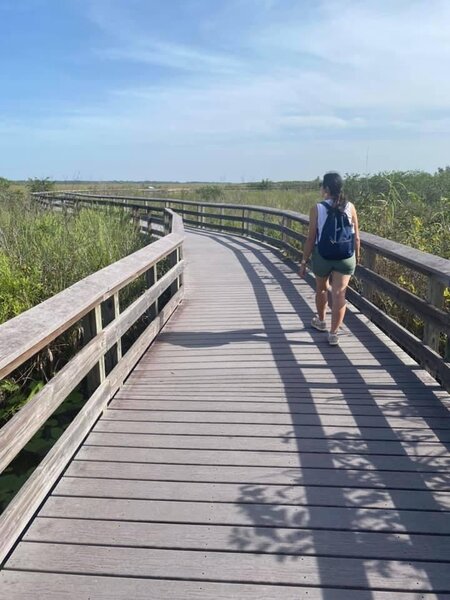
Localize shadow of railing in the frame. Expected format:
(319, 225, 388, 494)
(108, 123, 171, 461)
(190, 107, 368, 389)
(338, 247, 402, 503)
(167, 229, 450, 595)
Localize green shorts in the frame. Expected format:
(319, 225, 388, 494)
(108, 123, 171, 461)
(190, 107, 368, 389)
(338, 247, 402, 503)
(311, 246, 356, 278)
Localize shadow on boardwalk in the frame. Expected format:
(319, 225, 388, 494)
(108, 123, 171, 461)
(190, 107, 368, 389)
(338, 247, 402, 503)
(168, 230, 450, 597)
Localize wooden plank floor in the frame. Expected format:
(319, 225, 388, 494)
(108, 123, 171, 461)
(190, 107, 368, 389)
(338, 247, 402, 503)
(2, 229, 450, 599)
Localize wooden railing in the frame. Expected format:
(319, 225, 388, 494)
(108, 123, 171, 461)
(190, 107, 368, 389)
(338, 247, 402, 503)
(35, 191, 450, 390)
(0, 206, 184, 562)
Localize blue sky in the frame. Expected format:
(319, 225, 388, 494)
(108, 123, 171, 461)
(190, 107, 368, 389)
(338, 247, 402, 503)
(1, 0, 449, 181)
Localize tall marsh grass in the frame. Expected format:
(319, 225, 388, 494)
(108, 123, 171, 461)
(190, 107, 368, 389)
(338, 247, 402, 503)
(178, 171, 450, 259)
(0, 191, 149, 423)
(0, 194, 147, 323)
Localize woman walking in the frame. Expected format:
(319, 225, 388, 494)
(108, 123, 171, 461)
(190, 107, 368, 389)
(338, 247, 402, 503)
(299, 172, 360, 346)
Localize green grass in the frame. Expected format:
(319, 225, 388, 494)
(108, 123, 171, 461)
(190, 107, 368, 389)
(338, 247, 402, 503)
(0, 194, 148, 323)
(0, 190, 151, 423)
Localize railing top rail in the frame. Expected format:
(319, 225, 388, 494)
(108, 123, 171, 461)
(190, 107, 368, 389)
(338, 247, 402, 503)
(0, 220, 183, 380)
(360, 232, 450, 284)
(45, 191, 450, 285)
(41, 191, 297, 217)
(166, 208, 184, 235)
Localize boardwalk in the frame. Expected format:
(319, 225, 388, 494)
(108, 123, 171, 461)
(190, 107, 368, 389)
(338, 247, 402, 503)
(1, 229, 450, 598)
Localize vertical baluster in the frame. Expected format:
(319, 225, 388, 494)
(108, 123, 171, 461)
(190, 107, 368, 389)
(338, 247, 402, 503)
(361, 247, 377, 302)
(423, 276, 445, 352)
(81, 304, 105, 396)
(200, 205, 205, 229)
(281, 215, 287, 248)
(114, 293, 122, 362)
(145, 263, 159, 321)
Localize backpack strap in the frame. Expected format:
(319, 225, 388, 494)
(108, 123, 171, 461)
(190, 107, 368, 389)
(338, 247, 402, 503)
(316, 201, 332, 244)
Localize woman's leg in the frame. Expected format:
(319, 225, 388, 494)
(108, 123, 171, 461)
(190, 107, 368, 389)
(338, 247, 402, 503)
(330, 272, 351, 333)
(315, 276, 329, 321)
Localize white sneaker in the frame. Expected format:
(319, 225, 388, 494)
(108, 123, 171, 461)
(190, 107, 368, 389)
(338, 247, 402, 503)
(328, 332, 339, 346)
(311, 316, 327, 332)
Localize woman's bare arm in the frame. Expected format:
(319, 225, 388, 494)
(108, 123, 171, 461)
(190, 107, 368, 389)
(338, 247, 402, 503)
(352, 204, 360, 262)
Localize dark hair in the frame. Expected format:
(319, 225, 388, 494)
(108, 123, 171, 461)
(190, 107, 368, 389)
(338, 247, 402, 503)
(322, 171, 346, 212)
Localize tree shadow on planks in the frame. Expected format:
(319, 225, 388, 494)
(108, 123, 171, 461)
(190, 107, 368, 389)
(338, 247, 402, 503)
(200, 230, 450, 597)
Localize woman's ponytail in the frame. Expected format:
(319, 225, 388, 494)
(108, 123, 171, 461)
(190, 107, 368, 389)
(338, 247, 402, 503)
(322, 172, 346, 212)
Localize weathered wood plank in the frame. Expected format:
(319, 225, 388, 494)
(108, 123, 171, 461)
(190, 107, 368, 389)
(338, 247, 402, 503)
(112, 393, 450, 409)
(25, 517, 450, 562)
(86, 431, 450, 457)
(4, 570, 441, 600)
(131, 365, 430, 380)
(93, 418, 450, 442)
(114, 387, 449, 400)
(118, 378, 447, 391)
(102, 409, 450, 430)
(67, 460, 450, 490)
(108, 398, 450, 417)
(54, 476, 450, 511)
(6, 542, 450, 591)
(136, 349, 416, 361)
(38, 496, 450, 534)
(76, 445, 450, 473)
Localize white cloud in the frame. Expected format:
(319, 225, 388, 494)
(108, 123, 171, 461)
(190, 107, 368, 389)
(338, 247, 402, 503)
(98, 41, 243, 74)
(392, 118, 450, 134)
(82, 0, 450, 133)
(254, 1, 450, 111)
(88, 0, 243, 74)
(279, 115, 367, 129)
(2, 0, 450, 179)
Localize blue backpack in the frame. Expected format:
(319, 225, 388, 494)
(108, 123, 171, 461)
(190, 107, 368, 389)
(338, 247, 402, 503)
(317, 201, 354, 260)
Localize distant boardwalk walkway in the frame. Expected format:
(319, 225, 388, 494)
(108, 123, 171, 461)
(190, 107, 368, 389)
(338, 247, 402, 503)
(1, 229, 450, 598)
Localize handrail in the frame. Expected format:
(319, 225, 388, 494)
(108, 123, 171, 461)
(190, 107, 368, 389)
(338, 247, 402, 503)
(36, 191, 449, 389)
(36, 191, 450, 283)
(0, 206, 185, 563)
(0, 234, 182, 380)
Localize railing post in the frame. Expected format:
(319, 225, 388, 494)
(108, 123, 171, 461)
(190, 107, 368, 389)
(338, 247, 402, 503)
(132, 207, 140, 230)
(200, 205, 205, 229)
(168, 248, 179, 296)
(176, 246, 183, 289)
(95, 305, 106, 383)
(281, 214, 291, 252)
(145, 264, 159, 321)
(242, 208, 246, 236)
(220, 207, 225, 232)
(101, 294, 121, 374)
(281, 215, 287, 246)
(81, 304, 106, 396)
(423, 276, 445, 352)
(114, 293, 122, 362)
(142, 201, 148, 233)
(361, 247, 377, 302)
(163, 210, 170, 235)
(143, 200, 151, 236)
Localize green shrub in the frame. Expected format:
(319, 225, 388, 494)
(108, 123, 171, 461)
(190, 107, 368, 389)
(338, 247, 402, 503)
(27, 177, 55, 193)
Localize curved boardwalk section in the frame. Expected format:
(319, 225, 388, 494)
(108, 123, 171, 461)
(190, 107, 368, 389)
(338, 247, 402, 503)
(1, 229, 450, 598)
